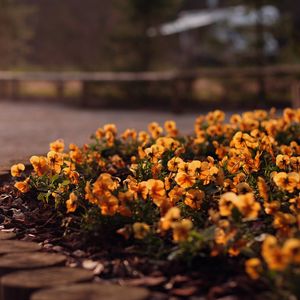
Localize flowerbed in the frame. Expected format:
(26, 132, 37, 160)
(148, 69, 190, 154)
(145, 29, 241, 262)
(9, 108, 300, 298)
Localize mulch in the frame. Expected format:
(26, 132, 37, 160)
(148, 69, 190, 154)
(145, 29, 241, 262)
(0, 178, 271, 300)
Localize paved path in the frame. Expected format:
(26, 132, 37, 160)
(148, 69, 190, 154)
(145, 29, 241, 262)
(0, 101, 201, 168)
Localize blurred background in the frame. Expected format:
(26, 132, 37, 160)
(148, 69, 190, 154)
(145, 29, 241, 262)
(1, 0, 300, 110)
(0, 0, 300, 167)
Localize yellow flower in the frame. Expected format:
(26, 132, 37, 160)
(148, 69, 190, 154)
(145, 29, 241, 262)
(184, 189, 204, 210)
(219, 192, 237, 217)
(30, 156, 49, 176)
(49, 139, 64, 153)
(14, 178, 30, 193)
(47, 151, 64, 174)
(172, 219, 193, 242)
(133, 222, 150, 239)
(273, 172, 300, 193)
(11, 163, 25, 177)
(245, 258, 262, 280)
(66, 192, 77, 213)
(175, 172, 196, 189)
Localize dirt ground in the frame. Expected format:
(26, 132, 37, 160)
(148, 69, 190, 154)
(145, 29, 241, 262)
(0, 100, 202, 168)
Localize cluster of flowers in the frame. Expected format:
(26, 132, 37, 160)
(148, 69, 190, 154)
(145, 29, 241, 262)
(11, 108, 300, 293)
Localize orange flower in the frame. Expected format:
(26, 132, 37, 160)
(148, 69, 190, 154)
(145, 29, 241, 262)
(282, 238, 300, 264)
(66, 192, 78, 213)
(184, 189, 204, 209)
(245, 258, 262, 280)
(145, 144, 165, 162)
(175, 172, 196, 189)
(133, 222, 150, 239)
(276, 154, 290, 170)
(230, 132, 258, 149)
(11, 163, 25, 177)
(30, 156, 49, 176)
(93, 173, 119, 197)
(121, 129, 137, 141)
(257, 177, 268, 201)
(47, 151, 64, 174)
(232, 193, 261, 220)
(99, 193, 119, 216)
(264, 201, 280, 215)
(219, 192, 237, 217)
(214, 220, 236, 245)
(272, 212, 296, 233)
(164, 120, 178, 137)
(50, 139, 64, 153)
(188, 160, 202, 176)
(148, 122, 162, 139)
(105, 131, 115, 147)
(273, 172, 299, 193)
(200, 163, 219, 185)
(262, 235, 289, 271)
(85, 182, 98, 205)
(159, 207, 181, 231)
(14, 178, 30, 193)
(103, 123, 117, 135)
(138, 131, 150, 145)
(168, 186, 184, 205)
(146, 179, 166, 206)
(167, 157, 184, 172)
(172, 219, 193, 242)
(137, 181, 148, 200)
(290, 157, 300, 171)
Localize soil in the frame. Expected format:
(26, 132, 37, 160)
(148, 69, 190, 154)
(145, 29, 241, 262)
(0, 179, 271, 300)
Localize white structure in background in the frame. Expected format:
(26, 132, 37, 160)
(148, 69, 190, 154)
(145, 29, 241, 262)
(148, 5, 280, 55)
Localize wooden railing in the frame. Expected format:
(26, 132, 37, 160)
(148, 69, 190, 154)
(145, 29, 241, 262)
(0, 65, 300, 111)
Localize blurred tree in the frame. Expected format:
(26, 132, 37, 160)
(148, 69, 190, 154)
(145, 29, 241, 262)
(0, 0, 33, 69)
(26, 0, 115, 71)
(112, 0, 183, 71)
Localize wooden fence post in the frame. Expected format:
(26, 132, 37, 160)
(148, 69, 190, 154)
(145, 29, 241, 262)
(11, 80, 21, 101)
(56, 81, 65, 100)
(172, 78, 193, 114)
(80, 81, 90, 107)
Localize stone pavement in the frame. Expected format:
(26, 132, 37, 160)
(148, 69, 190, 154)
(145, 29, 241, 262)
(0, 101, 201, 169)
(0, 233, 149, 300)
